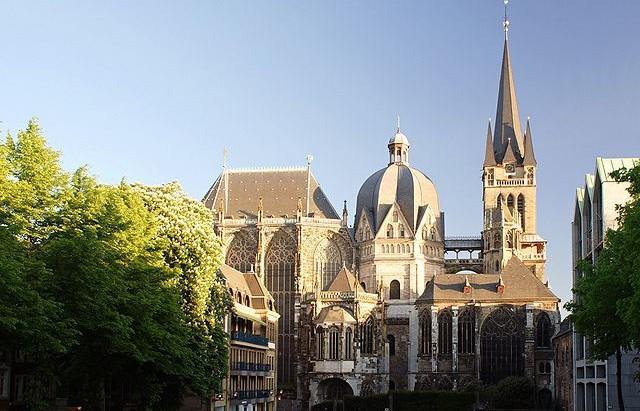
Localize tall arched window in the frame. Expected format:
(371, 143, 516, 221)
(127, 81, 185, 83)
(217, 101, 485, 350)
(314, 238, 342, 290)
(420, 311, 432, 355)
(265, 231, 296, 387)
(430, 227, 436, 240)
(316, 326, 325, 359)
(526, 167, 534, 185)
(399, 224, 405, 237)
(438, 309, 453, 355)
(389, 280, 400, 300)
(497, 194, 503, 206)
(458, 308, 475, 354)
(225, 231, 257, 273)
(480, 307, 525, 384)
(387, 224, 394, 238)
(422, 227, 428, 240)
(345, 327, 353, 359)
(517, 194, 526, 231)
(536, 312, 552, 348)
(507, 194, 515, 214)
(388, 334, 396, 356)
(361, 317, 374, 354)
(328, 327, 340, 360)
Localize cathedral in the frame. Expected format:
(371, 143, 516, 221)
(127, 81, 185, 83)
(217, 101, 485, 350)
(204, 18, 560, 411)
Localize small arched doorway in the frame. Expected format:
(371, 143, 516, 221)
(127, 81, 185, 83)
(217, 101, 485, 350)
(319, 378, 353, 402)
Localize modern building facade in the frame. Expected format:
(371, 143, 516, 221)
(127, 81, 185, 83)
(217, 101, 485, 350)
(203, 17, 560, 411)
(571, 157, 640, 411)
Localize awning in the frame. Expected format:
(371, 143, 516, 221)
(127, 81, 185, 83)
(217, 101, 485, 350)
(233, 305, 267, 326)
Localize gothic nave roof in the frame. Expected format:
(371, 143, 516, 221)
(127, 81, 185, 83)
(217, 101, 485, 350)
(203, 167, 339, 220)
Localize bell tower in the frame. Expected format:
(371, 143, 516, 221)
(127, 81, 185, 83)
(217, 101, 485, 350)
(482, 7, 546, 280)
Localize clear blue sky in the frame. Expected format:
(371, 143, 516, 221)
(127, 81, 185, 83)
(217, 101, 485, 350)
(2, 1, 639, 313)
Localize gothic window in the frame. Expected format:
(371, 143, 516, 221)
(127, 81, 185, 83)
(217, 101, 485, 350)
(506, 231, 514, 248)
(430, 227, 436, 240)
(488, 168, 495, 186)
(345, 327, 353, 359)
(361, 317, 374, 354)
(393, 210, 399, 222)
(316, 326, 325, 359)
(507, 194, 515, 214)
(536, 312, 552, 348)
(328, 327, 340, 360)
(244, 295, 251, 307)
(388, 334, 396, 356)
(480, 306, 525, 384)
(438, 309, 453, 355)
(420, 311, 432, 355)
(458, 308, 475, 354)
(314, 238, 342, 290)
(517, 194, 525, 230)
(493, 232, 501, 249)
(225, 231, 257, 273)
(387, 224, 394, 238)
(497, 194, 503, 206)
(360, 281, 366, 291)
(265, 231, 296, 387)
(389, 280, 400, 300)
(399, 224, 405, 237)
(422, 227, 428, 240)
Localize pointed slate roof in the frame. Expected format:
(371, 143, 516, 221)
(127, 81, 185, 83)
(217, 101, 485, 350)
(483, 121, 497, 167)
(522, 119, 537, 166)
(326, 266, 364, 293)
(494, 38, 523, 164)
(503, 138, 517, 164)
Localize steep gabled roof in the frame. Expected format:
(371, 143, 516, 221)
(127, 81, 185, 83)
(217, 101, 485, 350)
(483, 121, 497, 167)
(522, 119, 537, 166)
(203, 167, 339, 219)
(417, 256, 558, 303)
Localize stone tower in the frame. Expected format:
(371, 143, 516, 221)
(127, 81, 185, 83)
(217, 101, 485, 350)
(481, 28, 546, 280)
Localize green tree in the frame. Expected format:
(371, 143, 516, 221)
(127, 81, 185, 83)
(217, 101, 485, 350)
(43, 170, 198, 409)
(0, 120, 75, 408)
(132, 182, 231, 397)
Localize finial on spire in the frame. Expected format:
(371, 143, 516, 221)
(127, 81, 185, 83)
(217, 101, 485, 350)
(503, 0, 510, 38)
(396, 115, 401, 132)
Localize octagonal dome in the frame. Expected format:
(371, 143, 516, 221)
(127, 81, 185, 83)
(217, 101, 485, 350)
(355, 163, 440, 233)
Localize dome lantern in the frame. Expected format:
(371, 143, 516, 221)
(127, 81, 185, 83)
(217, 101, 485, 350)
(388, 117, 410, 165)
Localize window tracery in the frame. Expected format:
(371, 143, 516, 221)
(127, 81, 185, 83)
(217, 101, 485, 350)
(419, 311, 432, 355)
(361, 317, 375, 354)
(480, 307, 525, 384)
(314, 238, 342, 290)
(438, 309, 453, 355)
(458, 308, 475, 354)
(225, 231, 257, 273)
(535, 312, 552, 348)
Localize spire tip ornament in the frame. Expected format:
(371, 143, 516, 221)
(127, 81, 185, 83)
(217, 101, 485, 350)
(503, 0, 510, 37)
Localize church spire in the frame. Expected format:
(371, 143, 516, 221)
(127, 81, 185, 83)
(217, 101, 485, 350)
(483, 119, 497, 166)
(493, 2, 523, 164)
(523, 117, 537, 166)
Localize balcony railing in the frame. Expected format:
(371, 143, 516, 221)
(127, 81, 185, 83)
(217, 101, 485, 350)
(230, 331, 269, 347)
(231, 362, 272, 372)
(231, 390, 272, 400)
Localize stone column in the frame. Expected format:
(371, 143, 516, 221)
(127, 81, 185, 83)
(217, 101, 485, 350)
(525, 304, 535, 379)
(431, 307, 438, 372)
(452, 306, 459, 373)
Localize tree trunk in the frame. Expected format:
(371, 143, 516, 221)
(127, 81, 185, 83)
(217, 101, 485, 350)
(616, 347, 625, 411)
